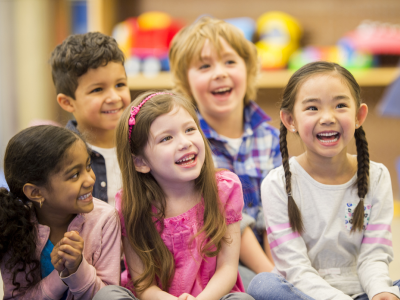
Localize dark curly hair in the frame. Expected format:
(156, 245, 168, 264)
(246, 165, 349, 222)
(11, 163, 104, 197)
(0, 125, 85, 296)
(49, 31, 125, 99)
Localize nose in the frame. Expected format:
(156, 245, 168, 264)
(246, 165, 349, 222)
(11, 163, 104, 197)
(84, 168, 96, 188)
(319, 109, 336, 125)
(105, 88, 122, 103)
(178, 134, 193, 151)
(212, 62, 228, 80)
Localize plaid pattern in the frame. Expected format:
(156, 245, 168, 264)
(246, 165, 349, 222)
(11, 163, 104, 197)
(198, 101, 281, 241)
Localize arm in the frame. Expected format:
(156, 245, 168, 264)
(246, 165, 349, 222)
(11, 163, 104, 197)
(196, 221, 241, 300)
(240, 226, 274, 273)
(261, 172, 353, 300)
(61, 210, 122, 299)
(357, 166, 400, 299)
(122, 236, 178, 300)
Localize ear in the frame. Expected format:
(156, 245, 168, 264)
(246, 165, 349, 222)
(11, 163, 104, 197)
(280, 109, 296, 132)
(23, 183, 45, 205)
(356, 103, 368, 128)
(57, 93, 76, 113)
(132, 155, 151, 173)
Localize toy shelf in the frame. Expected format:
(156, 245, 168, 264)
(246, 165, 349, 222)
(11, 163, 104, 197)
(128, 67, 400, 90)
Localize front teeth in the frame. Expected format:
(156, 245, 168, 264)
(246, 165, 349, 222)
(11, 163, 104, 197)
(214, 87, 231, 93)
(319, 138, 338, 143)
(317, 132, 337, 137)
(78, 192, 91, 200)
(103, 109, 119, 114)
(176, 154, 195, 163)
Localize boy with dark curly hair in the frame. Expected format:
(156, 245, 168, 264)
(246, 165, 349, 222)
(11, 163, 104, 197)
(50, 32, 131, 206)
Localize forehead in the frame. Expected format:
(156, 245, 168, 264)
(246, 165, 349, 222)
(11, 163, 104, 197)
(77, 61, 126, 86)
(150, 106, 194, 132)
(191, 36, 239, 63)
(57, 140, 88, 171)
(296, 72, 354, 101)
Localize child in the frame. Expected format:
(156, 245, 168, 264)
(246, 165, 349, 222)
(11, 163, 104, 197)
(50, 32, 131, 206)
(248, 61, 400, 300)
(93, 91, 254, 300)
(0, 125, 121, 299)
(169, 16, 279, 284)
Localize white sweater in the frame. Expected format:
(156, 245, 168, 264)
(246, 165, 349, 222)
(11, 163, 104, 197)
(261, 157, 399, 300)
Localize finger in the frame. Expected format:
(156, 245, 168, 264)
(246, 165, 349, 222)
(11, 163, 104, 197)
(64, 231, 83, 242)
(58, 251, 82, 269)
(60, 237, 84, 252)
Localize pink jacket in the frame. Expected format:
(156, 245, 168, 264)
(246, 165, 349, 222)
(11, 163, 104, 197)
(1, 198, 121, 300)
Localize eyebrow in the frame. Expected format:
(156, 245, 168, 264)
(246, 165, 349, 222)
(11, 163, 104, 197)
(301, 95, 351, 104)
(153, 120, 196, 140)
(63, 157, 90, 175)
(87, 77, 127, 89)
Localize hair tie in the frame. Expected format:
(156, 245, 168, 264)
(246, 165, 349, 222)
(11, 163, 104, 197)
(128, 92, 173, 141)
(359, 197, 364, 202)
(287, 192, 292, 197)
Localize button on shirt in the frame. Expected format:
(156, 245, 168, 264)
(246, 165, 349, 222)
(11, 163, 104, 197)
(198, 101, 281, 241)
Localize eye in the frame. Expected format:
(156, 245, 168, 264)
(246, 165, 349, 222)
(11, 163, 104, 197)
(186, 127, 196, 133)
(90, 87, 102, 93)
(160, 136, 172, 143)
(226, 60, 236, 65)
(306, 106, 318, 111)
(336, 103, 347, 109)
(70, 172, 79, 180)
(116, 82, 126, 88)
(199, 64, 210, 70)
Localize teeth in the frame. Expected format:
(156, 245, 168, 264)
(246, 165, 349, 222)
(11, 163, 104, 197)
(317, 132, 337, 136)
(213, 87, 231, 93)
(78, 192, 91, 200)
(176, 154, 195, 163)
(103, 109, 120, 114)
(319, 137, 339, 143)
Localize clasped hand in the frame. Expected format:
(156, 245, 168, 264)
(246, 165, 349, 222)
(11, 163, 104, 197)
(50, 231, 84, 276)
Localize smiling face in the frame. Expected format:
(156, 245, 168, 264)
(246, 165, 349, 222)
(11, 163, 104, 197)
(40, 139, 96, 215)
(187, 37, 247, 121)
(288, 72, 367, 160)
(72, 61, 131, 133)
(138, 106, 205, 189)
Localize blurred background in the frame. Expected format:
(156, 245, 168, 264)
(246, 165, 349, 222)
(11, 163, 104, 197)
(0, 0, 400, 293)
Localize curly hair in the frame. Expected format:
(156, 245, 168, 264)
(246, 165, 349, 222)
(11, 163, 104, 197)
(49, 31, 125, 99)
(0, 125, 85, 295)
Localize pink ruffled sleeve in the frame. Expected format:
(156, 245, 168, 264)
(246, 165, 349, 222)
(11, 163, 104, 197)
(115, 189, 127, 237)
(216, 170, 244, 225)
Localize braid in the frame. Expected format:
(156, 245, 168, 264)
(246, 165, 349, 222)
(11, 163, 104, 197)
(351, 126, 370, 232)
(280, 122, 304, 234)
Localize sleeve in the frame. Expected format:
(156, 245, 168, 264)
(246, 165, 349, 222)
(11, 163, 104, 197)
(2, 267, 68, 300)
(61, 209, 122, 299)
(357, 165, 400, 299)
(216, 171, 244, 225)
(270, 130, 282, 170)
(115, 189, 127, 237)
(261, 170, 353, 300)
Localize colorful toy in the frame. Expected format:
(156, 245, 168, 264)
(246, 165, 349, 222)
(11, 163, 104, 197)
(112, 12, 184, 76)
(225, 17, 256, 42)
(255, 11, 302, 69)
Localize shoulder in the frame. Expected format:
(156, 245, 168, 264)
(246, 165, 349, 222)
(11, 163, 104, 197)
(216, 170, 242, 191)
(369, 160, 391, 189)
(261, 164, 286, 190)
(87, 198, 119, 222)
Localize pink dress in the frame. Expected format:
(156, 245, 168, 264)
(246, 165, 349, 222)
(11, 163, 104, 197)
(115, 170, 245, 297)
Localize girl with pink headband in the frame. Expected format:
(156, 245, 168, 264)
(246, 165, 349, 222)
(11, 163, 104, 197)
(94, 91, 254, 300)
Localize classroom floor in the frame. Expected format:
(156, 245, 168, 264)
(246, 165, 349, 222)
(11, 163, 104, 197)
(0, 216, 399, 298)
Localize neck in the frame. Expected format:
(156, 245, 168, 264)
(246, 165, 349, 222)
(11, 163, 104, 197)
(77, 124, 116, 148)
(35, 206, 75, 230)
(200, 109, 244, 138)
(297, 150, 357, 184)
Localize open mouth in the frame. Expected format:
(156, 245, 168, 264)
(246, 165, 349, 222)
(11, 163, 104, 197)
(317, 132, 340, 143)
(77, 192, 92, 200)
(211, 87, 232, 96)
(175, 154, 196, 166)
(102, 108, 121, 114)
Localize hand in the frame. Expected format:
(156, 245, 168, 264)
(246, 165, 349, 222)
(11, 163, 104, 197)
(372, 292, 400, 300)
(178, 293, 196, 300)
(50, 240, 65, 272)
(57, 231, 84, 276)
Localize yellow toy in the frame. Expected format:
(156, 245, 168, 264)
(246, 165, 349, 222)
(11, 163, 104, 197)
(255, 11, 302, 69)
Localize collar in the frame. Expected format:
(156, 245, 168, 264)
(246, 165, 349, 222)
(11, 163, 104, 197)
(198, 101, 271, 142)
(66, 119, 80, 135)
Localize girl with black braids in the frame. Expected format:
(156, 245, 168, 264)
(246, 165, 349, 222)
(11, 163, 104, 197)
(247, 62, 399, 300)
(0, 125, 121, 299)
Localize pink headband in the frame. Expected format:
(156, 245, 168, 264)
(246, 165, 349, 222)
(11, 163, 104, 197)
(128, 92, 173, 141)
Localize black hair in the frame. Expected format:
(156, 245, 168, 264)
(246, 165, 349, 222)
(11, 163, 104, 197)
(0, 125, 86, 296)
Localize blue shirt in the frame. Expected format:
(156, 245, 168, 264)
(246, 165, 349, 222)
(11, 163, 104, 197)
(198, 101, 281, 242)
(40, 240, 68, 300)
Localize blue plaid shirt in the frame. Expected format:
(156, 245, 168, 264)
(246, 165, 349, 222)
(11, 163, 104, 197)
(198, 101, 281, 241)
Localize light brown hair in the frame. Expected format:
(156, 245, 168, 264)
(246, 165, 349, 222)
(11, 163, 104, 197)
(280, 61, 369, 233)
(116, 90, 228, 292)
(169, 17, 259, 106)
(50, 32, 125, 99)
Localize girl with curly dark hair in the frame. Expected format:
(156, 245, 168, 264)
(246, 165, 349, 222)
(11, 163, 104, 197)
(0, 125, 121, 299)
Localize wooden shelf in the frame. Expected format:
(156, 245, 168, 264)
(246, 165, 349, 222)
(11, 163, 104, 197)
(128, 67, 400, 90)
